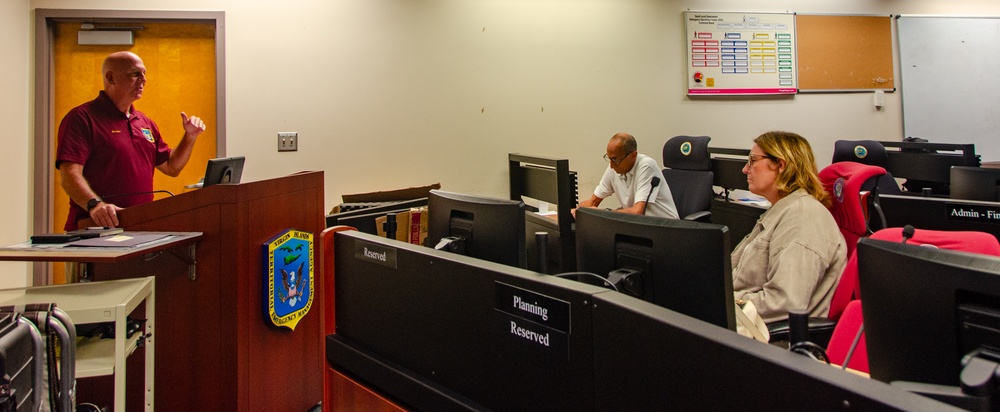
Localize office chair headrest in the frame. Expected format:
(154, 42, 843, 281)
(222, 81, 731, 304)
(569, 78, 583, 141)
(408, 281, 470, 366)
(832, 140, 889, 167)
(663, 135, 711, 171)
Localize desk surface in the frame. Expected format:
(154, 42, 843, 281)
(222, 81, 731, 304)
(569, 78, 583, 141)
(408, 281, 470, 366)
(0, 231, 202, 263)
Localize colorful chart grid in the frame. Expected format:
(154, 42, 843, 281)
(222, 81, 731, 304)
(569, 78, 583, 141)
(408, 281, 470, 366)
(685, 11, 797, 95)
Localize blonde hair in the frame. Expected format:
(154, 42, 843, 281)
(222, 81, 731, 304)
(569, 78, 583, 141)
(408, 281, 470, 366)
(753, 131, 830, 207)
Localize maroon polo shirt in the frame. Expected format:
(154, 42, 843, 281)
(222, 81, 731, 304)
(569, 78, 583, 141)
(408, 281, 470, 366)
(56, 91, 171, 230)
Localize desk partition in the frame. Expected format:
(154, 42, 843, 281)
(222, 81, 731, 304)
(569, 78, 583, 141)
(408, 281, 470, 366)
(327, 231, 953, 410)
(508, 153, 578, 273)
(879, 194, 1000, 242)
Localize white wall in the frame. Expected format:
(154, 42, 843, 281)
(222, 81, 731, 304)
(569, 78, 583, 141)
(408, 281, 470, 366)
(10, 0, 1000, 286)
(1, 0, 31, 287)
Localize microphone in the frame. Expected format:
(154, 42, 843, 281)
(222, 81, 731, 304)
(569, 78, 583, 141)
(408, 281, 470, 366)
(901, 225, 915, 244)
(642, 177, 661, 215)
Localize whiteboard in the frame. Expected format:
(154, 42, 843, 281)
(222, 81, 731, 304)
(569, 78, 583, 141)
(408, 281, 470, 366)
(898, 16, 1000, 162)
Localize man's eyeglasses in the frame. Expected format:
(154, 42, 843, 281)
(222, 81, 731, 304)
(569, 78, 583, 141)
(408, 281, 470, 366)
(603, 150, 634, 165)
(747, 153, 776, 167)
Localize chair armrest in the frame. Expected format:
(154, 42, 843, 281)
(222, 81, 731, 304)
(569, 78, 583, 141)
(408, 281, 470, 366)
(683, 210, 712, 222)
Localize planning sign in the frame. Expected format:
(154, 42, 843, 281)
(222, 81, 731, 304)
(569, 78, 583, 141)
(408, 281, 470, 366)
(685, 11, 797, 95)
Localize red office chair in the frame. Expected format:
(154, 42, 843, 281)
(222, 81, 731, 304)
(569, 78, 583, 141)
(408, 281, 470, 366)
(832, 140, 902, 196)
(818, 161, 889, 257)
(826, 300, 868, 372)
(769, 162, 892, 345)
(826, 227, 1000, 372)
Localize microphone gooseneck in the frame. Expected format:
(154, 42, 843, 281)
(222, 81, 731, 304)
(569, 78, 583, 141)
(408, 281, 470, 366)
(642, 176, 661, 215)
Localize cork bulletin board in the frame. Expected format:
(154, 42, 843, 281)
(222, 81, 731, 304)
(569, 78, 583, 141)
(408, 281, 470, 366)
(795, 14, 894, 92)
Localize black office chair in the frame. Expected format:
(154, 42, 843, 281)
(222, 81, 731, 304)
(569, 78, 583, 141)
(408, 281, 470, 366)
(662, 135, 714, 222)
(832, 140, 902, 196)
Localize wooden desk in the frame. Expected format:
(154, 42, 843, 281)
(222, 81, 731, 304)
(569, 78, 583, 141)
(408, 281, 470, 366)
(0, 231, 201, 263)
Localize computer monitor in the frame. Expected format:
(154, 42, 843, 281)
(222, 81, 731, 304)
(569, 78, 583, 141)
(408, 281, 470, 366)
(858, 238, 1000, 406)
(950, 166, 1000, 202)
(325, 197, 429, 229)
(203, 156, 245, 187)
(574, 207, 735, 330)
(426, 189, 526, 268)
(708, 147, 751, 195)
(879, 141, 979, 196)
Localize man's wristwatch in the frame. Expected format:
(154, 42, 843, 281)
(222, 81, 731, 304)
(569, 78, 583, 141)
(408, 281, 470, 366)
(86, 198, 102, 212)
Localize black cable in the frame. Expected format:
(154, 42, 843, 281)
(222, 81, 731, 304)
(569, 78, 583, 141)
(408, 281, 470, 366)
(102, 189, 176, 201)
(790, 341, 831, 364)
(841, 323, 866, 371)
(553, 272, 619, 292)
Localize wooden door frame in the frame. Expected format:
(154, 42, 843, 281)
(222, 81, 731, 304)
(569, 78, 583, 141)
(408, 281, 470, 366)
(33, 9, 226, 284)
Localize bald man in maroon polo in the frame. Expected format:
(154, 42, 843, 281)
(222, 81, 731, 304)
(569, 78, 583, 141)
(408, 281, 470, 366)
(56, 51, 206, 230)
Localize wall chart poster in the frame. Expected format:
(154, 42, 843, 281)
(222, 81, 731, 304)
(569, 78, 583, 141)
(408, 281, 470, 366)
(685, 11, 797, 95)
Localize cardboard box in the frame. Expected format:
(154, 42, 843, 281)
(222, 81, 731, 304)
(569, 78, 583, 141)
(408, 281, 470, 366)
(331, 183, 440, 214)
(374, 206, 428, 246)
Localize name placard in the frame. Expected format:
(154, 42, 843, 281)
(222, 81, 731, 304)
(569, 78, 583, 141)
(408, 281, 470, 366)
(946, 203, 1000, 224)
(494, 282, 570, 333)
(494, 282, 571, 358)
(354, 240, 397, 269)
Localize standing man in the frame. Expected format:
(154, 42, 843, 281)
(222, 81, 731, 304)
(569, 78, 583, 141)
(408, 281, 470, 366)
(577, 133, 680, 219)
(56, 51, 207, 230)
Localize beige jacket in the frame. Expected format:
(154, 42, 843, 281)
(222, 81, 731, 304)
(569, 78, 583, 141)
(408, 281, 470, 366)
(731, 188, 847, 323)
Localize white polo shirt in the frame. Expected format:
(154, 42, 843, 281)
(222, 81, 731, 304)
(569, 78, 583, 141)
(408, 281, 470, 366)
(593, 153, 679, 219)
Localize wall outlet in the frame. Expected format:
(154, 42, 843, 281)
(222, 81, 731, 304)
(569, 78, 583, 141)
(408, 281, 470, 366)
(278, 132, 298, 152)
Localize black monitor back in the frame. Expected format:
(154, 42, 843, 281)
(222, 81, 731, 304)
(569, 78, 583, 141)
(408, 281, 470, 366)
(590, 291, 949, 411)
(203, 156, 245, 187)
(858, 238, 1000, 387)
(878, 194, 1000, 242)
(575, 207, 735, 330)
(426, 190, 526, 268)
(950, 166, 1000, 202)
(709, 147, 750, 192)
(879, 141, 979, 195)
(331, 231, 955, 411)
(325, 198, 428, 229)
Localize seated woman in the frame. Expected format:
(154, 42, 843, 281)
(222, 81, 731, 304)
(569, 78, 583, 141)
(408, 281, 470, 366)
(732, 131, 847, 323)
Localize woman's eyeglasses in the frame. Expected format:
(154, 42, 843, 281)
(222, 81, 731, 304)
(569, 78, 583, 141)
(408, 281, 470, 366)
(747, 153, 776, 167)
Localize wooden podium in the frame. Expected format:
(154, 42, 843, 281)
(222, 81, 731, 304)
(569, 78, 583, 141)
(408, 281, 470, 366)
(82, 171, 326, 411)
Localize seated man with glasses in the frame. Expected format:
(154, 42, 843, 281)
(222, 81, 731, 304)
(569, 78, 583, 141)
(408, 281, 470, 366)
(575, 132, 679, 219)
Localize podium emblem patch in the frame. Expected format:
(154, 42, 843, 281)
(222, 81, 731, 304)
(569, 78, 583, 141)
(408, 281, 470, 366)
(263, 229, 314, 330)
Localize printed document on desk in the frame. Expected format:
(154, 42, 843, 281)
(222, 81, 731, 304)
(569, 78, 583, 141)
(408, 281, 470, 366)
(70, 233, 171, 248)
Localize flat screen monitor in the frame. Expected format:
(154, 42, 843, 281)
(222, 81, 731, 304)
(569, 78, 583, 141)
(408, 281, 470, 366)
(879, 141, 979, 196)
(858, 238, 1000, 403)
(426, 189, 526, 268)
(877, 193, 1000, 242)
(574, 207, 735, 330)
(203, 156, 245, 187)
(709, 147, 751, 193)
(326, 197, 429, 228)
(950, 166, 1000, 202)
